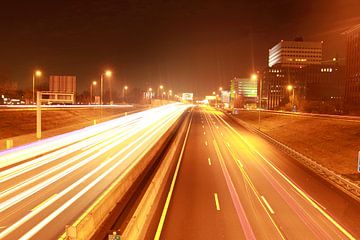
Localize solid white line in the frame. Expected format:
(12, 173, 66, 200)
(214, 193, 221, 211)
(261, 196, 275, 214)
(208, 157, 212, 166)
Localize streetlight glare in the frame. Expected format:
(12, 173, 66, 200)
(160, 85, 164, 89)
(149, 87, 152, 92)
(92, 81, 97, 85)
(35, 70, 42, 77)
(219, 87, 223, 91)
(287, 85, 293, 91)
(251, 74, 258, 81)
(105, 70, 112, 77)
(212, 91, 216, 95)
(124, 85, 128, 90)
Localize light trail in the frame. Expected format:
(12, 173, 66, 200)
(0, 103, 189, 240)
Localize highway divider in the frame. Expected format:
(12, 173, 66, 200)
(120, 109, 192, 239)
(59, 108, 190, 240)
(225, 112, 360, 202)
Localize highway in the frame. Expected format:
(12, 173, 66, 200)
(0, 103, 189, 240)
(157, 106, 360, 239)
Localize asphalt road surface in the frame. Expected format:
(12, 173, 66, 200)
(157, 106, 360, 240)
(0, 103, 188, 240)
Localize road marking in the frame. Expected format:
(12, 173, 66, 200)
(220, 132, 223, 136)
(208, 157, 212, 166)
(203, 131, 206, 135)
(31, 194, 58, 212)
(261, 196, 275, 214)
(205, 141, 208, 146)
(213, 139, 256, 239)
(202, 125, 204, 128)
(226, 142, 230, 147)
(154, 114, 193, 240)
(0, 226, 6, 229)
(217, 114, 356, 240)
(214, 193, 221, 211)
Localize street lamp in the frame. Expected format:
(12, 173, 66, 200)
(148, 87, 153, 100)
(287, 84, 295, 110)
(32, 70, 42, 104)
(123, 85, 128, 103)
(100, 70, 112, 105)
(250, 73, 262, 129)
(219, 87, 223, 91)
(159, 85, 164, 99)
(90, 81, 97, 104)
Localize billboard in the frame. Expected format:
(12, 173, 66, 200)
(182, 93, 193, 101)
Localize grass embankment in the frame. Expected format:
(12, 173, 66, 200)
(234, 111, 360, 181)
(0, 107, 139, 139)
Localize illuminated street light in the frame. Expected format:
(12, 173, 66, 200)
(219, 87, 223, 91)
(149, 87, 152, 92)
(160, 85, 163, 89)
(100, 70, 112, 105)
(251, 73, 258, 81)
(90, 81, 97, 104)
(32, 70, 42, 104)
(287, 84, 295, 109)
(123, 85, 128, 103)
(212, 91, 216, 95)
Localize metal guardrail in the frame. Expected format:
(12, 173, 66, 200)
(227, 114, 360, 202)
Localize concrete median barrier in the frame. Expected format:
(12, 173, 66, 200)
(121, 111, 191, 239)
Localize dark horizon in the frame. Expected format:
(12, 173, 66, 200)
(1, 0, 360, 97)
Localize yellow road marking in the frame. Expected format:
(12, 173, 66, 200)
(208, 157, 212, 166)
(261, 196, 275, 214)
(31, 194, 58, 212)
(214, 193, 221, 211)
(154, 114, 193, 240)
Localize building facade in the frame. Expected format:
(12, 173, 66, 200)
(230, 77, 257, 108)
(269, 39, 323, 68)
(344, 24, 360, 107)
(261, 61, 345, 110)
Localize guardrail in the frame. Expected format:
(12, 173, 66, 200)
(59, 111, 188, 240)
(227, 113, 360, 202)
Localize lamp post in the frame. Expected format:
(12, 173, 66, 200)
(159, 85, 164, 99)
(123, 85, 128, 103)
(32, 70, 42, 104)
(251, 73, 261, 129)
(90, 81, 97, 104)
(100, 70, 112, 105)
(148, 87, 153, 99)
(287, 84, 295, 110)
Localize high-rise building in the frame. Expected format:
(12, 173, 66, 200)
(269, 39, 323, 68)
(343, 24, 360, 107)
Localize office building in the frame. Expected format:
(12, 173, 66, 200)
(343, 24, 360, 107)
(230, 77, 257, 108)
(269, 39, 323, 68)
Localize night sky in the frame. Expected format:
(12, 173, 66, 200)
(1, 0, 360, 97)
